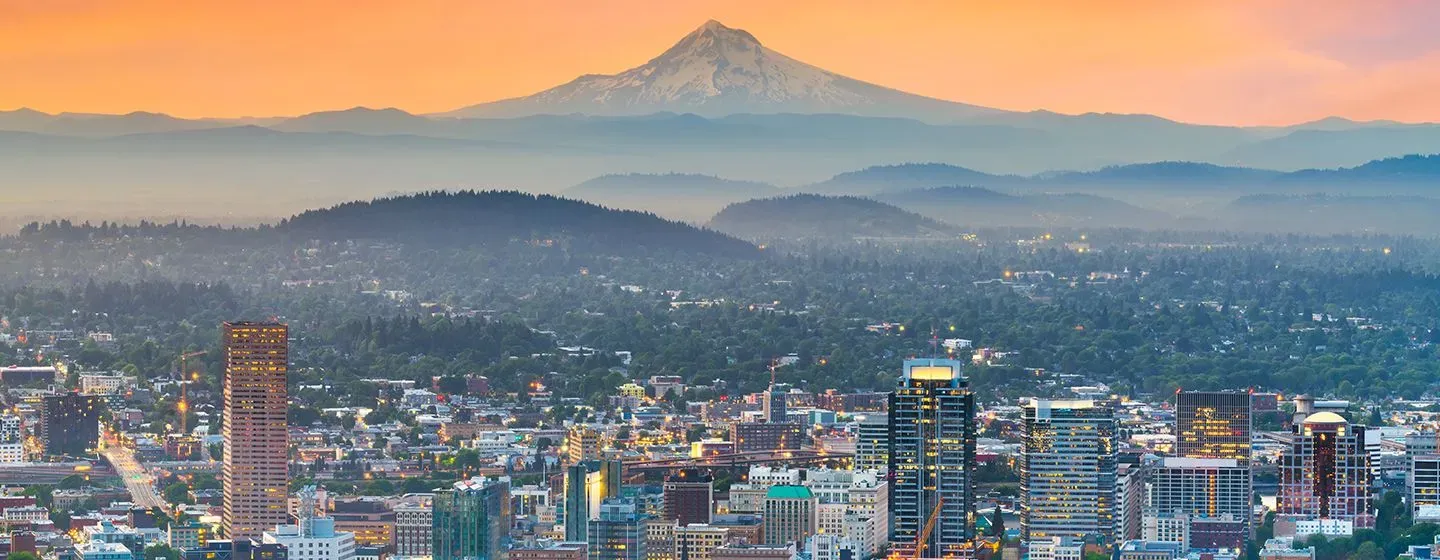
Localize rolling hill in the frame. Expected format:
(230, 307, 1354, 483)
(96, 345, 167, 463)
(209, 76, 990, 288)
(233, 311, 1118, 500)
(877, 186, 1174, 229)
(708, 194, 955, 240)
(277, 191, 758, 257)
(566, 173, 779, 222)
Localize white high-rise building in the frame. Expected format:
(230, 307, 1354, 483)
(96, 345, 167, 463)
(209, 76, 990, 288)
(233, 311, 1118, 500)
(1147, 458, 1252, 537)
(854, 415, 889, 473)
(264, 514, 357, 560)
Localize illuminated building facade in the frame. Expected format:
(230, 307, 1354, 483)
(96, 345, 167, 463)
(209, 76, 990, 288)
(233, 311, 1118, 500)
(433, 477, 512, 560)
(567, 426, 603, 465)
(854, 415, 889, 473)
(1278, 412, 1370, 521)
(1148, 458, 1253, 540)
(731, 423, 804, 454)
(589, 498, 648, 560)
(39, 392, 104, 457)
(888, 358, 977, 558)
(222, 321, 290, 542)
(1176, 391, 1253, 462)
(1021, 400, 1117, 543)
(565, 460, 623, 541)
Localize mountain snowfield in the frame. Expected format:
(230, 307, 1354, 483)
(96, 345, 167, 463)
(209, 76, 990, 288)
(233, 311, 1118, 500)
(446, 20, 996, 120)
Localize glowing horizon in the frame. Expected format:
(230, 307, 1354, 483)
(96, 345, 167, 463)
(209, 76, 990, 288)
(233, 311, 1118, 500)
(4, 1, 1440, 126)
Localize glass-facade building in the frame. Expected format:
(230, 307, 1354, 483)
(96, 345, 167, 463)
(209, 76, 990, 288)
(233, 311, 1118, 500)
(433, 477, 512, 560)
(888, 358, 977, 558)
(1021, 400, 1117, 543)
(588, 498, 647, 560)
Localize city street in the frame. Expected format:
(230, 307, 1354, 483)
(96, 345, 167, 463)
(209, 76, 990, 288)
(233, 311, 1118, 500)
(102, 438, 166, 509)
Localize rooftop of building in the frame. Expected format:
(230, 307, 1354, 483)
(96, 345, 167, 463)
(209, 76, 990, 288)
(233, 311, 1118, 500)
(765, 485, 813, 499)
(1304, 411, 1348, 425)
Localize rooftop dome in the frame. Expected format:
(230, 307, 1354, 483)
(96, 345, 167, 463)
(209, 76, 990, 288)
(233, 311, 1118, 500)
(1303, 411, 1348, 425)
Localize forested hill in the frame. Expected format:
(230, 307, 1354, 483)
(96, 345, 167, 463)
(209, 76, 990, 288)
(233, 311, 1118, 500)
(708, 194, 956, 240)
(277, 191, 758, 257)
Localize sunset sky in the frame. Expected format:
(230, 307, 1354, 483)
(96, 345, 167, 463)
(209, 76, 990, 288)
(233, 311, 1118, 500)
(4, 0, 1440, 126)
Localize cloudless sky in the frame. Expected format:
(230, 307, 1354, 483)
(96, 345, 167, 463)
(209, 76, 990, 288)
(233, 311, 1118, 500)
(4, 0, 1439, 125)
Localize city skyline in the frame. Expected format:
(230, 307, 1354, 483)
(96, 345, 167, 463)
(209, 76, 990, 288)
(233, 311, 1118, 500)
(5, 1, 1440, 125)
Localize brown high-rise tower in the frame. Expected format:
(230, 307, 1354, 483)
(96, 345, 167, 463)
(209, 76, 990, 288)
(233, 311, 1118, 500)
(221, 321, 290, 541)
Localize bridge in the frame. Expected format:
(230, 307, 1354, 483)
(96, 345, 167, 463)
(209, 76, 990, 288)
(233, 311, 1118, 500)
(624, 449, 852, 474)
(0, 462, 114, 485)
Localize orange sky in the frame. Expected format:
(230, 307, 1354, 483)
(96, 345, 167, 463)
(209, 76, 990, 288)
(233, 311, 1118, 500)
(4, 0, 1439, 125)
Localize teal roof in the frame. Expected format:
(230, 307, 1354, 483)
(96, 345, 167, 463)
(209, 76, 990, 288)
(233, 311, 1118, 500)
(766, 485, 814, 499)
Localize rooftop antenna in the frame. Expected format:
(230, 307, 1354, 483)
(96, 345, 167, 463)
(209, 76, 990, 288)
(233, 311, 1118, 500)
(930, 327, 940, 359)
(298, 485, 318, 537)
(768, 358, 778, 391)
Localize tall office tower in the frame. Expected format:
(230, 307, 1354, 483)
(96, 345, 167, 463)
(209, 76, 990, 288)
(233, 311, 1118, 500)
(1021, 400, 1117, 543)
(39, 393, 104, 457)
(393, 499, 434, 557)
(589, 498, 648, 560)
(1176, 391, 1253, 462)
(565, 460, 623, 541)
(854, 415, 889, 473)
(432, 477, 512, 560)
(888, 358, 977, 558)
(1148, 458, 1253, 537)
(663, 469, 714, 526)
(567, 425, 603, 465)
(222, 322, 290, 542)
(1114, 463, 1147, 542)
(762, 486, 818, 547)
(764, 386, 787, 424)
(1413, 455, 1440, 517)
(1278, 412, 1371, 521)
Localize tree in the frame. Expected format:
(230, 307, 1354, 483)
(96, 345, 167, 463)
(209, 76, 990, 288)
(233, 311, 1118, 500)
(22, 485, 53, 508)
(437, 375, 468, 395)
(162, 482, 192, 505)
(990, 505, 1005, 538)
(57, 474, 86, 489)
(145, 544, 181, 560)
(8, 552, 39, 560)
(454, 449, 482, 476)
(1348, 542, 1382, 560)
(364, 478, 395, 496)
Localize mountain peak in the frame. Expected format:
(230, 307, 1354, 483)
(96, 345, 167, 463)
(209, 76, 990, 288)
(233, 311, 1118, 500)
(445, 20, 996, 120)
(676, 19, 760, 47)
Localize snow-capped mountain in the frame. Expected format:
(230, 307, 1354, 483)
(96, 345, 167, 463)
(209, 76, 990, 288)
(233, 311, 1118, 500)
(444, 20, 1000, 120)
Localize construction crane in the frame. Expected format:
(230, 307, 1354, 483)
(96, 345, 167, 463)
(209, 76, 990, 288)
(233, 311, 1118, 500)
(913, 498, 944, 559)
(177, 351, 207, 435)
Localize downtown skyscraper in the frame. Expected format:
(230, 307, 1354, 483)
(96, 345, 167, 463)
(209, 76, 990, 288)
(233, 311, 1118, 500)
(1021, 399, 1117, 543)
(434, 477, 512, 560)
(222, 322, 290, 541)
(888, 358, 977, 558)
(1279, 412, 1371, 521)
(1175, 391, 1253, 462)
(1153, 391, 1255, 543)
